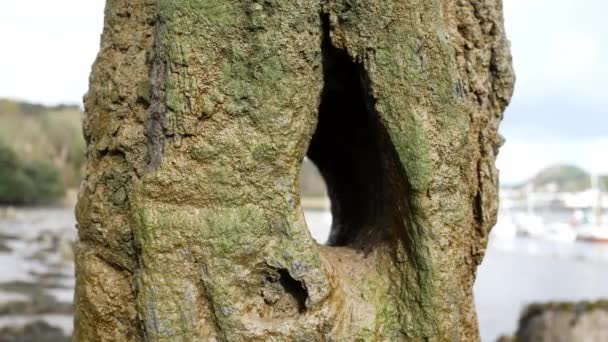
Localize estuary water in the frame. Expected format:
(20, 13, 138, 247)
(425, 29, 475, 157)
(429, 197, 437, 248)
(304, 210, 608, 341)
(1, 208, 608, 341)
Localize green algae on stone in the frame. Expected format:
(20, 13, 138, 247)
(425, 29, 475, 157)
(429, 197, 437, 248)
(75, 0, 514, 340)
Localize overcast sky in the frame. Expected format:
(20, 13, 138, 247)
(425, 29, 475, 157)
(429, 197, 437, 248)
(0, 0, 606, 184)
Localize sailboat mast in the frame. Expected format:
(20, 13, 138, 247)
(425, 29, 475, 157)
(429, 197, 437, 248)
(592, 173, 603, 226)
(526, 184, 534, 215)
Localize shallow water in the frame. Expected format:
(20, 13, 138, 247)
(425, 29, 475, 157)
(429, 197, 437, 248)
(0, 314, 73, 333)
(1, 208, 607, 341)
(305, 210, 608, 341)
(0, 208, 76, 334)
(475, 237, 608, 340)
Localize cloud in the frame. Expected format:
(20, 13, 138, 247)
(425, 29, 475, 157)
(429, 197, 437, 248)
(504, 0, 608, 95)
(545, 34, 600, 81)
(498, 138, 608, 184)
(0, 0, 105, 105)
(501, 94, 608, 142)
(497, 0, 608, 183)
(0, 0, 605, 186)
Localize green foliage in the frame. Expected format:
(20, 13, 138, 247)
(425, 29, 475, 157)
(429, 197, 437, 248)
(40, 109, 86, 182)
(0, 98, 85, 188)
(528, 164, 591, 192)
(22, 160, 66, 204)
(0, 139, 65, 206)
(0, 145, 30, 203)
(507, 164, 608, 192)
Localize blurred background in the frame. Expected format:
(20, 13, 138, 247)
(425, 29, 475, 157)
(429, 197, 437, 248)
(0, 0, 606, 341)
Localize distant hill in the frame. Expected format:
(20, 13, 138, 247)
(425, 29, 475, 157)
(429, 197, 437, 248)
(515, 164, 608, 192)
(0, 99, 85, 205)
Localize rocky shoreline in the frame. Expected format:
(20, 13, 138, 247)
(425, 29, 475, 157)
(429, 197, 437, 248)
(0, 207, 75, 340)
(499, 300, 608, 341)
(0, 320, 70, 342)
(2, 207, 608, 341)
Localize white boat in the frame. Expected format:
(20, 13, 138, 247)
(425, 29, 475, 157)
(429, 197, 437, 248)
(513, 212, 545, 237)
(542, 222, 577, 243)
(577, 224, 608, 243)
(576, 173, 608, 243)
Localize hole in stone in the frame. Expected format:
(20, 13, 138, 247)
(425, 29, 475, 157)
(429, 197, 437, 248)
(277, 269, 307, 313)
(259, 268, 308, 317)
(298, 12, 421, 257)
(299, 13, 417, 260)
(303, 13, 390, 249)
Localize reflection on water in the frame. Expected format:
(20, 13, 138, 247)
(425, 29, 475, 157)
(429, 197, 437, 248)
(0, 208, 75, 336)
(488, 233, 608, 263)
(1, 208, 607, 341)
(475, 236, 608, 341)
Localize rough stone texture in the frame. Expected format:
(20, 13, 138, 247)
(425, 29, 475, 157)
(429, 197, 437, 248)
(75, 0, 514, 341)
(504, 300, 608, 342)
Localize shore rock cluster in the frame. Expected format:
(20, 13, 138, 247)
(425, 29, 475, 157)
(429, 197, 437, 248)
(500, 300, 608, 341)
(0, 321, 70, 342)
(0, 208, 76, 340)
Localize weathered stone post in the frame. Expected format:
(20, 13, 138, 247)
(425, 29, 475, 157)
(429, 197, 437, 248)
(74, 0, 514, 340)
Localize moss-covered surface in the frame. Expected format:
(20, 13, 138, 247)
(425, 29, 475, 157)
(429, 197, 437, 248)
(75, 0, 514, 340)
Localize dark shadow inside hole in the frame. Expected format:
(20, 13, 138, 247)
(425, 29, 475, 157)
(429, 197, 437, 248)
(277, 269, 307, 313)
(306, 14, 389, 248)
